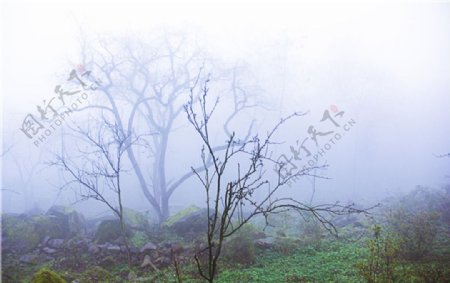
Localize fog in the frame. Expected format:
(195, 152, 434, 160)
(1, 1, 449, 218)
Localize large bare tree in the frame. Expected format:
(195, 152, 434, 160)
(72, 31, 256, 223)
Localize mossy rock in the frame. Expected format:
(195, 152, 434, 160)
(2, 214, 67, 252)
(94, 219, 131, 244)
(46, 205, 86, 237)
(129, 231, 150, 248)
(123, 208, 150, 230)
(31, 268, 67, 283)
(163, 205, 200, 227)
(79, 266, 118, 283)
(164, 206, 213, 239)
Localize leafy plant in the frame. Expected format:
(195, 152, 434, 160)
(357, 225, 401, 283)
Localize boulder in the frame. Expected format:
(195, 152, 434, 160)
(88, 243, 100, 254)
(19, 254, 39, 264)
(106, 244, 121, 253)
(141, 254, 159, 270)
(2, 213, 68, 252)
(140, 242, 158, 253)
(47, 239, 65, 249)
(94, 219, 131, 244)
(46, 205, 86, 237)
(123, 208, 150, 230)
(42, 247, 57, 254)
(254, 237, 275, 249)
(164, 206, 212, 239)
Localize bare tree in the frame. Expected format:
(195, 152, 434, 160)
(184, 80, 372, 283)
(73, 32, 256, 223)
(52, 117, 140, 267)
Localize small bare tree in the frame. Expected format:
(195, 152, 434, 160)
(53, 117, 140, 267)
(185, 80, 371, 282)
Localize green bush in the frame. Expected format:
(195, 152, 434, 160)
(222, 224, 256, 266)
(299, 216, 324, 249)
(273, 237, 299, 256)
(357, 225, 401, 283)
(387, 207, 440, 260)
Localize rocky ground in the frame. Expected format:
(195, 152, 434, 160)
(1, 205, 280, 282)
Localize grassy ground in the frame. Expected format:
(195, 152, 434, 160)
(216, 242, 365, 283)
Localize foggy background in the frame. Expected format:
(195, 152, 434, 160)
(1, 1, 449, 218)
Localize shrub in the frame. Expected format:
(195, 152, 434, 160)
(387, 188, 440, 260)
(357, 225, 401, 283)
(222, 224, 256, 266)
(273, 237, 299, 256)
(299, 216, 324, 249)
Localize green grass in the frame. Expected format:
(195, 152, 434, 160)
(215, 241, 365, 283)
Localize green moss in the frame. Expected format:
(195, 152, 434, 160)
(163, 205, 200, 227)
(31, 268, 67, 283)
(129, 231, 149, 248)
(123, 208, 149, 229)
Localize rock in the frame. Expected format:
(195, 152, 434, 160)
(42, 247, 57, 254)
(123, 208, 150, 230)
(254, 237, 275, 249)
(155, 255, 171, 266)
(19, 254, 39, 264)
(106, 245, 121, 252)
(94, 219, 131, 244)
(120, 245, 129, 253)
(41, 236, 51, 245)
(253, 231, 266, 240)
(88, 243, 100, 254)
(129, 231, 151, 248)
(128, 270, 137, 281)
(48, 238, 65, 249)
(112, 236, 126, 245)
(164, 206, 212, 239)
(2, 213, 67, 252)
(66, 237, 89, 251)
(140, 254, 155, 268)
(140, 242, 157, 253)
(46, 205, 86, 237)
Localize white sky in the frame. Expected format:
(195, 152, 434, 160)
(1, 1, 449, 212)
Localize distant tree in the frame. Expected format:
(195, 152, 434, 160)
(52, 116, 141, 267)
(185, 79, 372, 283)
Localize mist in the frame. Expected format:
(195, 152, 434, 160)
(1, 1, 449, 282)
